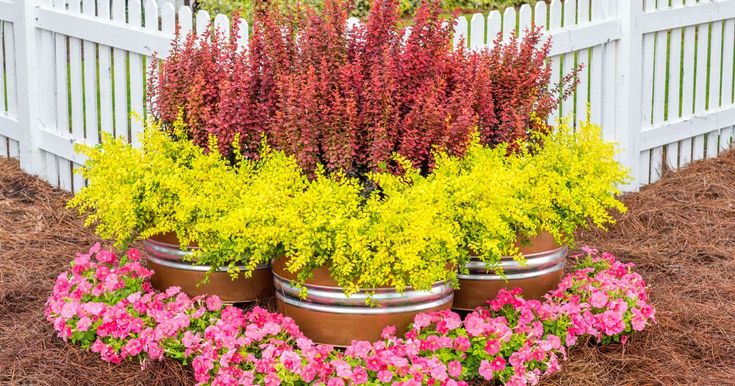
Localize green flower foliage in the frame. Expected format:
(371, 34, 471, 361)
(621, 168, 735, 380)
(514, 119, 630, 247)
(70, 115, 626, 299)
(68, 118, 305, 278)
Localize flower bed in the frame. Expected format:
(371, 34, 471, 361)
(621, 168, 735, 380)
(46, 245, 654, 385)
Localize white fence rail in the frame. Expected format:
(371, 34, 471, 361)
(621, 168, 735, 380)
(1, 0, 734, 192)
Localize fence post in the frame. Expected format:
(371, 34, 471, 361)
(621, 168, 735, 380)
(13, 0, 44, 176)
(616, 1, 644, 190)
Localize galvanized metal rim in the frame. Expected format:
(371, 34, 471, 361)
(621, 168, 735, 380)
(463, 246, 567, 273)
(276, 291, 454, 314)
(457, 261, 564, 281)
(273, 274, 452, 306)
(143, 238, 194, 260)
(146, 254, 270, 273)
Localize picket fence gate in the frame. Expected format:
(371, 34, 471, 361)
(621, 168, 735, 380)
(1, 0, 735, 192)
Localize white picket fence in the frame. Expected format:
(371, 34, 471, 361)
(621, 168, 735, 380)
(1, 0, 735, 192)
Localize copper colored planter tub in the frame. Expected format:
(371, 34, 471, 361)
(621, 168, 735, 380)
(453, 232, 567, 311)
(143, 234, 274, 303)
(272, 259, 453, 347)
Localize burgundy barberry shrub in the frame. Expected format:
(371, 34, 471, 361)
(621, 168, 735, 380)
(148, 0, 576, 175)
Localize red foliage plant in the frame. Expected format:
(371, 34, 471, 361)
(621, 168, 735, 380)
(147, 0, 577, 176)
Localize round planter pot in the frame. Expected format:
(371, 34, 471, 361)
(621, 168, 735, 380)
(272, 258, 453, 347)
(453, 232, 567, 311)
(143, 234, 274, 303)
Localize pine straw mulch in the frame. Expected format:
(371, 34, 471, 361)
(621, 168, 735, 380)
(1, 151, 734, 385)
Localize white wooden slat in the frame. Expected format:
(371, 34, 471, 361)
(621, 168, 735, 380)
(576, 48, 589, 124)
(564, 0, 577, 28)
(639, 150, 651, 185)
(236, 19, 248, 51)
(469, 14, 484, 50)
(129, 0, 145, 147)
(81, 0, 98, 146)
(641, 0, 656, 126)
(53, 29, 69, 134)
(0, 137, 7, 158)
(665, 141, 679, 171)
(708, 20, 724, 159)
(710, 21, 724, 109)
(639, 0, 656, 181)
(692, 133, 705, 161)
(549, 0, 562, 31)
(179, 6, 193, 36)
(3, 22, 18, 116)
(68, 0, 84, 142)
(561, 0, 577, 120)
(95, 0, 114, 139)
(588, 0, 604, 124)
(650, 146, 663, 183)
(577, 0, 589, 26)
(681, 22, 696, 119)
(534, 1, 547, 30)
(652, 30, 667, 126)
(144, 0, 159, 32)
(707, 130, 719, 158)
(143, 0, 159, 125)
(8, 139, 19, 159)
(720, 126, 734, 152)
(518, 4, 532, 39)
(112, 0, 128, 140)
(45, 152, 59, 188)
(72, 162, 84, 194)
(694, 23, 710, 114)
(503, 7, 516, 41)
(668, 17, 683, 121)
(548, 0, 563, 124)
(487, 11, 501, 49)
(0, 22, 6, 113)
(722, 19, 735, 107)
(692, 22, 710, 161)
(59, 158, 72, 191)
(196, 10, 210, 37)
(453, 16, 468, 49)
(161, 3, 176, 33)
(38, 2, 56, 133)
(214, 14, 230, 38)
(601, 39, 616, 141)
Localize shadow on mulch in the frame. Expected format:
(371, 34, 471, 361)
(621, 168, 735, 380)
(1, 151, 734, 385)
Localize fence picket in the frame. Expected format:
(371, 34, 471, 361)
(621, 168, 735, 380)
(503, 7, 516, 41)
(548, 0, 562, 124)
(82, 0, 98, 146)
(722, 19, 735, 107)
(534, 2, 547, 29)
(129, 0, 145, 147)
(486, 11, 501, 49)
(454, 16, 467, 48)
(561, 0, 577, 121)
(469, 13, 484, 49)
(3, 21, 17, 117)
(112, 0, 129, 140)
(196, 11, 211, 36)
(589, 0, 604, 125)
(0, 22, 6, 114)
(519, 5, 532, 38)
(179, 6, 193, 36)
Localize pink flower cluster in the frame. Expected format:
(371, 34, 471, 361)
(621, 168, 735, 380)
(46, 245, 654, 385)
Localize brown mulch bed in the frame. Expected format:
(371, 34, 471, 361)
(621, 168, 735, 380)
(1, 151, 734, 385)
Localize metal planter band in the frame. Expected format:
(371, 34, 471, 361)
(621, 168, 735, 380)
(143, 239, 270, 272)
(273, 273, 453, 311)
(458, 246, 568, 280)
